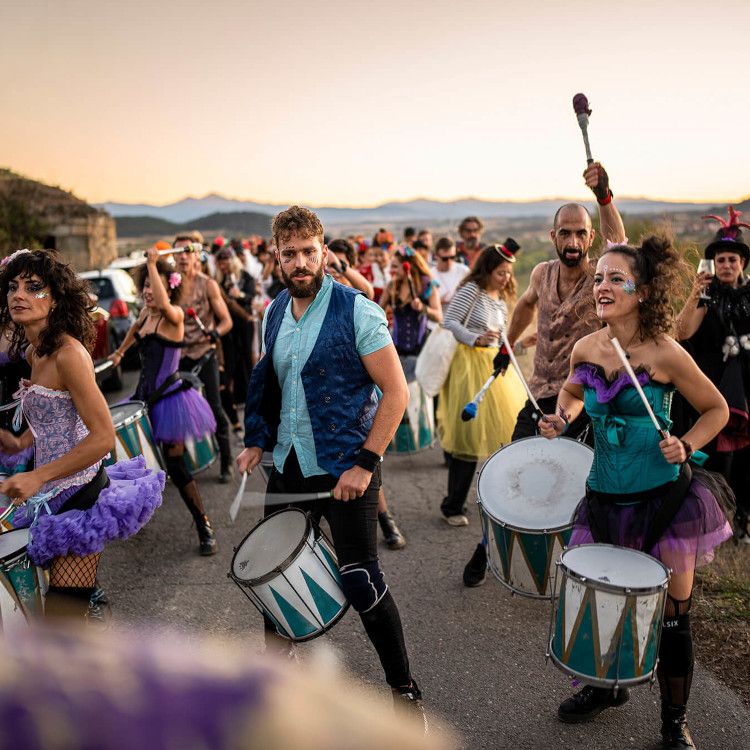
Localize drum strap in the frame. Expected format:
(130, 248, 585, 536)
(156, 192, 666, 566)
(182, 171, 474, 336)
(58, 465, 111, 513)
(146, 370, 202, 409)
(584, 464, 691, 551)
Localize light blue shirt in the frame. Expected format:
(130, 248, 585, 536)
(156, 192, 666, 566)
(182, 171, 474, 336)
(262, 275, 392, 477)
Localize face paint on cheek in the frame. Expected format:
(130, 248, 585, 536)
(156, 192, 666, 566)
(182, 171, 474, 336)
(622, 279, 637, 295)
(33, 292, 49, 299)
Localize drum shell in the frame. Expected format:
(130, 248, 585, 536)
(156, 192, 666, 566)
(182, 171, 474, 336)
(388, 380, 434, 454)
(477, 436, 591, 599)
(106, 400, 165, 473)
(183, 433, 219, 474)
(549, 544, 669, 688)
(230, 509, 349, 642)
(0, 529, 45, 627)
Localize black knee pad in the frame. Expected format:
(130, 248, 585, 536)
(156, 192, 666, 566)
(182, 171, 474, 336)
(659, 612, 694, 676)
(340, 560, 388, 613)
(165, 454, 192, 490)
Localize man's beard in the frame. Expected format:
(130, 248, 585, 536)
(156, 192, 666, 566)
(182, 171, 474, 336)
(556, 246, 586, 268)
(280, 265, 324, 298)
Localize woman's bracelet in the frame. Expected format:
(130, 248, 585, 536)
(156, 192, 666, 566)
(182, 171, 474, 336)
(680, 438, 694, 461)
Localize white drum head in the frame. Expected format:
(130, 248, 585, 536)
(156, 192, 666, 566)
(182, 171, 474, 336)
(477, 437, 592, 530)
(0, 528, 29, 560)
(562, 544, 669, 589)
(109, 400, 145, 426)
(232, 509, 308, 581)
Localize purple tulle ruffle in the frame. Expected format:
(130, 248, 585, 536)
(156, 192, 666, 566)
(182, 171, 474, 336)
(26, 456, 165, 566)
(570, 476, 733, 573)
(150, 387, 217, 444)
(572, 362, 651, 403)
(0, 445, 33, 472)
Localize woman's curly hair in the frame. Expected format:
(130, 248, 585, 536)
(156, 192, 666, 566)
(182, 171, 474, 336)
(134, 260, 183, 305)
(0, 249, 96, 358)
(602, 235, 689, 339)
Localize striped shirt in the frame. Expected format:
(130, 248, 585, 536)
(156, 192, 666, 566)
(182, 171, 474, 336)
(443, 281, 508, 347)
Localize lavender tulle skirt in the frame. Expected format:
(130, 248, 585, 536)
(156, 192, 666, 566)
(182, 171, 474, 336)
(12, 456, 165, 566)
(149, 387, 217, 444)
(570, 475, 733, 574)
(0, 445, 33, 473)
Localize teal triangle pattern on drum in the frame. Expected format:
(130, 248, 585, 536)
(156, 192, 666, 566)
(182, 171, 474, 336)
(490, 520, 512, 580)
(566, 596, 597, 679)
(606, 605, 636, 681)
(269, 585, 317, 638)
(318, 543, 342, 584)
(559, 527, 573, 546)
(118, 422, 142, 461)
(301, 569, 342, 625)
(516, 532, 551, 595)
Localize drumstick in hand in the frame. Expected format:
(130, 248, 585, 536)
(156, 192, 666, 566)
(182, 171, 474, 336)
(402, 261, 417, 300)
(186, 307, 213, 340)
(572, 93, 594, 165)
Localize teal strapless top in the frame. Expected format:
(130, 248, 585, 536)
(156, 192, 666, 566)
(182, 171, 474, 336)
(572, 362, 679, 496)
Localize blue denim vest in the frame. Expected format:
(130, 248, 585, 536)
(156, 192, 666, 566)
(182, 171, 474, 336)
(243, 283, 379, 477)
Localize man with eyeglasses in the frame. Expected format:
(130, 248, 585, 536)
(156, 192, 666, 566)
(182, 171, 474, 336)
(456, 216, 485, 268)
(174, 234, 235, 483)
(432, 237, 469, 315)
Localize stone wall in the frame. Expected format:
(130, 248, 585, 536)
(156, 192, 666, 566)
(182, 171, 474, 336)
(48, 212, 117, 271)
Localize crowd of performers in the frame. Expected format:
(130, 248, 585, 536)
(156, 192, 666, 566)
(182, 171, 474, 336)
(0, 161, 745, 749)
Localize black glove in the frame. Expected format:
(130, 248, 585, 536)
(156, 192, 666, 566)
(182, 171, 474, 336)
(207, 329, 220, 343)
(493, 343, 510, 374)
(589, 164, 611, 203)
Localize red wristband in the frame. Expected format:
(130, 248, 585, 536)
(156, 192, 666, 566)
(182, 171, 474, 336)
(597, 191, 613, 206)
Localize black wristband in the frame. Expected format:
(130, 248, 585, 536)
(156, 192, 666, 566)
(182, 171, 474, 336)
(354, 448, 381, 473)
(680, 439, 693, 462)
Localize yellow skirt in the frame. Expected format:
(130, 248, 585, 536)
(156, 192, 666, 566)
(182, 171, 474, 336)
(437, 343, 527, 461)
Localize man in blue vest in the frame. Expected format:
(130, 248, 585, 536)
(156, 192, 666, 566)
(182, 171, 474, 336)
(237, 206, 425, 726)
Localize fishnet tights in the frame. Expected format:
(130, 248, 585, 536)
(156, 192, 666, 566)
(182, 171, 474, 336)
(50, 553, 101, 588)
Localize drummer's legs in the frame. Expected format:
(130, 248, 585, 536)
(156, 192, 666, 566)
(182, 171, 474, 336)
(163, 442, 217, 556)
(45, 552, 101, 620)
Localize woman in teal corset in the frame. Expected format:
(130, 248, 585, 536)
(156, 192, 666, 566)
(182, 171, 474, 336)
(540, 236, 733, 750)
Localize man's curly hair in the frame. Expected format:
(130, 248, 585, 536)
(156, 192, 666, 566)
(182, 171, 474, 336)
(0, 250, 96, 358)
(272, 206, 325, 249)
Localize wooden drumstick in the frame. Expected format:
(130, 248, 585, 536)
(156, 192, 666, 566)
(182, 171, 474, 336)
(610, 337, 668, 439)
(572, 93, 594, 165)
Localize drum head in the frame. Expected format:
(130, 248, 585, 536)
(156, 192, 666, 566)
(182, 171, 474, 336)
(232, 509, 309, 582)
(109, 400, 146, 426)
(562, 544, 669, 590)
(477, 436, 593, 531)
(0, 528, 29, 560)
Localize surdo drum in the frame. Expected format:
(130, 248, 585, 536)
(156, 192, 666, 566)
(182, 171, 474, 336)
(105, 401, 164, 473)
(477, 436, 593, 598)
(548, 544, 670, 688)
(0, 529, 46, 629)
(229, 508, 349, 641)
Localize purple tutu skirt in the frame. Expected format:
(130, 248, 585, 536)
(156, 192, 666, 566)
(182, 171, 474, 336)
(0, 445, 33, 473)
(570, 476, 733, 574)
(150, 387, 217, 444)
(13, 457, 165, 567)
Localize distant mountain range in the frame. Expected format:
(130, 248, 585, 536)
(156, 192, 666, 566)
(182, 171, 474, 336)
(114, 210, 272, 238)
(97, 193, 738, 228)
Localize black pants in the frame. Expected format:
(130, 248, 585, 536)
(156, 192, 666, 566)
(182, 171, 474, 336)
(180, 351, 232, 470)
(264, 450, 411, 688)
(511, 395, 593, 444)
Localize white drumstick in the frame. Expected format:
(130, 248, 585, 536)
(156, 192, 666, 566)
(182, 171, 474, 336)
(610, 337, 668, 439)
(229, 471, 248, 522)
(500, 328, 545, 416)
(229, 474, 333, 521)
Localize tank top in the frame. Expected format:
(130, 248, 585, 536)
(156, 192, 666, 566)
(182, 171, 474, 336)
(528, 260, 598, 399)
(180, 273, 215, 359)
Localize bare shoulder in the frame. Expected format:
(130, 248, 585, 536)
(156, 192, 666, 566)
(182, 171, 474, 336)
(54, 337, 94, 375)
(651, 334, 692, 370)
(569, 329, 603, 365)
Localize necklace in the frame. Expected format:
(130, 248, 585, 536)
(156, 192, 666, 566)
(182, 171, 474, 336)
(608, 328, 641, 360)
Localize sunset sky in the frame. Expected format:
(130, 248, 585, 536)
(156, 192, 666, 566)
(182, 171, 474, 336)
(3, 1, 750, 207)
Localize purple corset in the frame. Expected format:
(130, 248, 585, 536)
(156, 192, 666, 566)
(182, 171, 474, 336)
(19, 382, 99, 493)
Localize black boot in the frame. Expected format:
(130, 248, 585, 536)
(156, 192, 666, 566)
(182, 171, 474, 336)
(463, 543, 487, 587)
(558, 685, 630, 723)
(179, 481, 217, 556)
(661, 704, 695, 749)
(378, 510, 406, 550)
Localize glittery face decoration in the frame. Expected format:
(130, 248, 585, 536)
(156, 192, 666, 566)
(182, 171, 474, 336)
(33, 291, 49, 299)
(622, 279, 637, 295)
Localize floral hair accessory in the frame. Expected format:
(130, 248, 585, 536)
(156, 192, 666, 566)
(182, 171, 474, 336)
(605, 238, 629, 250)
(1, 249, 32, 267)
(168, 272, 182, 290)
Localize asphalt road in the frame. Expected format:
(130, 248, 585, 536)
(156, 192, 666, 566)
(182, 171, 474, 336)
(102, 372, 749, 750)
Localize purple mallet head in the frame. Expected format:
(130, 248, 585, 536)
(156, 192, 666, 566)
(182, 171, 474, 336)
(573, 93, 591, 116)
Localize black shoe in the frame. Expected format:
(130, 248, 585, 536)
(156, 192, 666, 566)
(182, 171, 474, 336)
(392, 679, 427, 734)
(661, 705, 695, 749)
(558, 685, 630, 723)
(219, 465, 233, 484)
(197, 515, 217, 556)
(463, 543, 488, 587)
(378, 510, 406, 550)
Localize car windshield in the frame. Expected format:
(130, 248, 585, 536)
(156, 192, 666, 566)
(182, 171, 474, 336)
(87, 278, 116, 300)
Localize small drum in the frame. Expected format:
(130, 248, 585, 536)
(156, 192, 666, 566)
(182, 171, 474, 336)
(477, 436, 593, 598)
(388, 380, 434, 453)
(183, 433, 219, 474)
(229, 508, 349, 642)
(548, 544, 670, 688)
(0, 529, 45, 627)
(106, 401, 164, 473)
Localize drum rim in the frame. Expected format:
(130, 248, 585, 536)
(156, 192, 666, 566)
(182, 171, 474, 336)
(110, 399, 148, 428)
(229, 507, 313, 586)
(477, 435, 591, 534)
(558, 543, 670, 595)
(0, 529, 30, 565)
